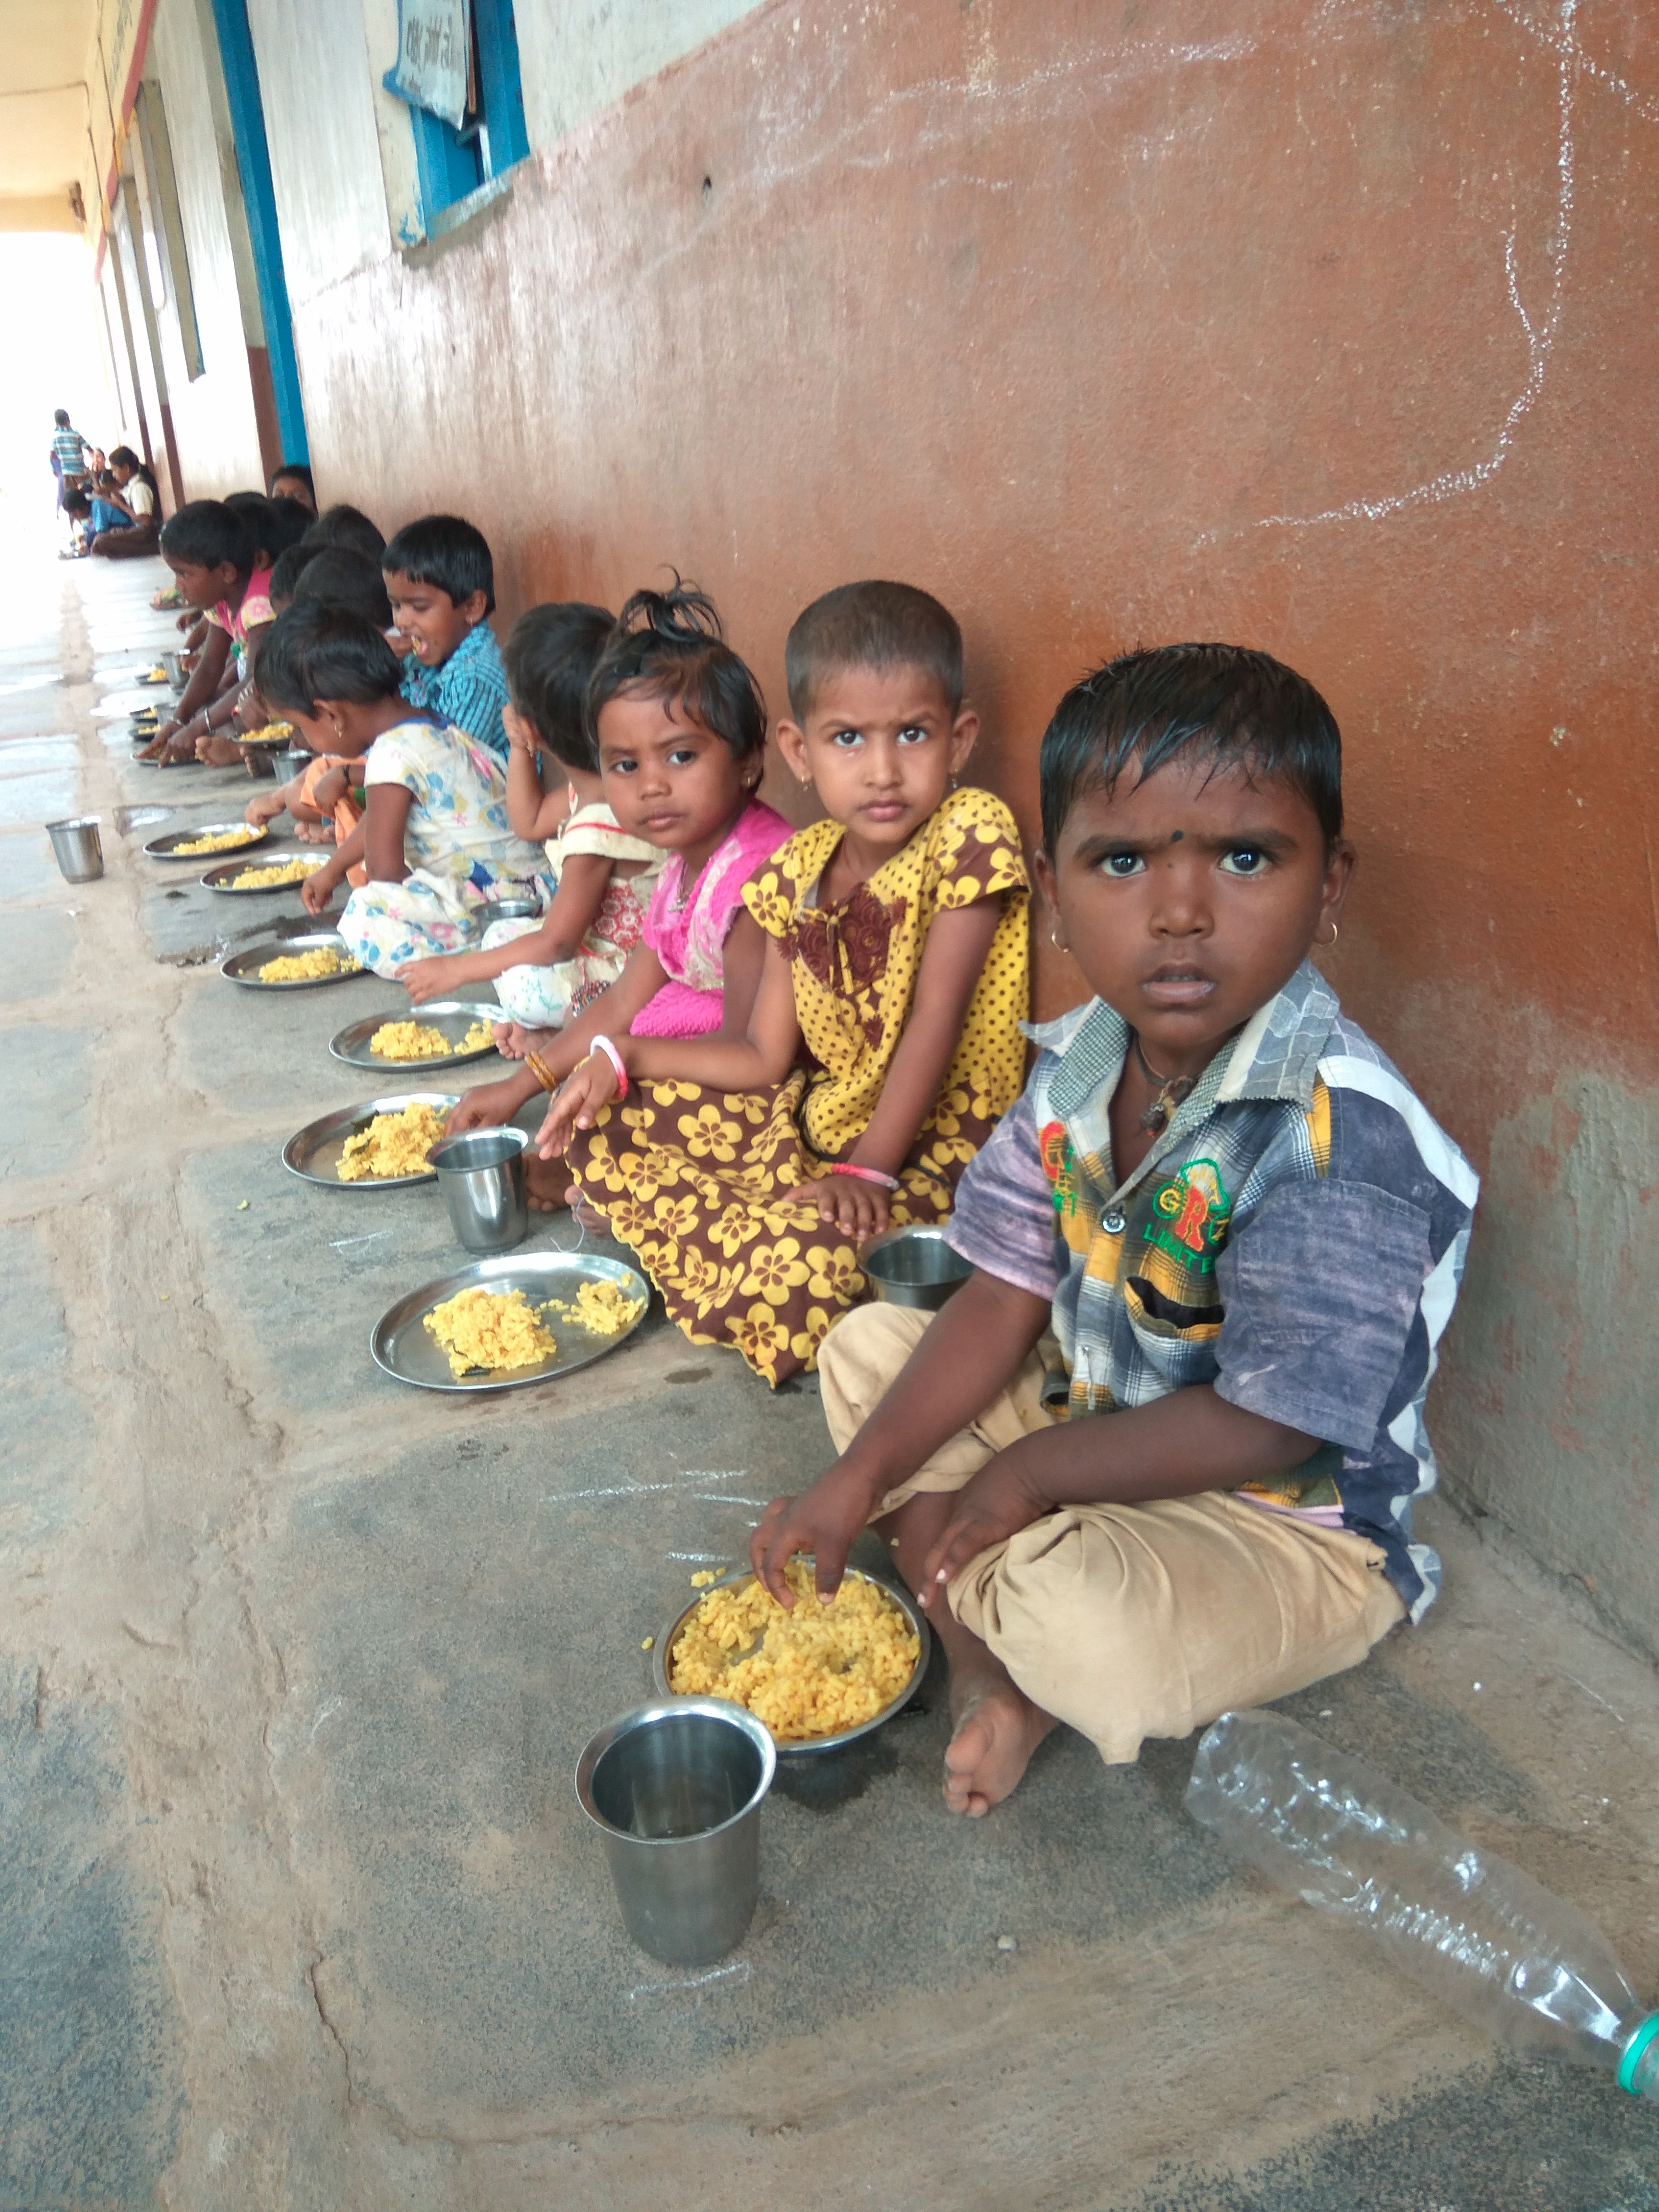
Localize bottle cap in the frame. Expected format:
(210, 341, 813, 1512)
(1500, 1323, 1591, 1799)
(1616, 2010, 1659, 2096)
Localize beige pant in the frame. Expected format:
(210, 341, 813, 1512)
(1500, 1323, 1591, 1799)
(817, 1304, 1406, 1765)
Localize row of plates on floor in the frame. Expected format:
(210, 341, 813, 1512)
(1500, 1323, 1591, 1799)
(141, 823, 652, 1398)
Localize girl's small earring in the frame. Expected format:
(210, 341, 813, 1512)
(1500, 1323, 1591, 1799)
(1049, 928, 1063, 951)
(1322, 923, 1340, 948)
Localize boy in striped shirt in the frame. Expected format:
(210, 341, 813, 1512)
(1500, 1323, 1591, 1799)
(753, 643, 1478, 1816)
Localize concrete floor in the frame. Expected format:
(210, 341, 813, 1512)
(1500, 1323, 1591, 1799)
(3, 551, 1659, 2212)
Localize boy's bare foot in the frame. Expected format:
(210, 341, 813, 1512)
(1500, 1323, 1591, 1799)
(943, 1653, 1056, 1818)
(563, 1184, 608, 1234)
(524, 1152, 573, 1212)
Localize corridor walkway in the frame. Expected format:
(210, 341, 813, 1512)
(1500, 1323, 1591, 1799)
(2, 549, 1658, 2211)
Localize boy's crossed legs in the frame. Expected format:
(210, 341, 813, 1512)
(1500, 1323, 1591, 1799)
(815, 1304, 1404, 1814)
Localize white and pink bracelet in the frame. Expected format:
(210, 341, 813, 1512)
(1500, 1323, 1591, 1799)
(828, 1162, 900, 1191)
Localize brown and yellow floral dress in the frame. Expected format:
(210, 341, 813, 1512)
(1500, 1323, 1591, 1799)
(564, 784, 1031, 1385)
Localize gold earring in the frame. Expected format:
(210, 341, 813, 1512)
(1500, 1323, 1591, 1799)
(1323, 923, 1340, 947)
(1049, 928, 1063, 951)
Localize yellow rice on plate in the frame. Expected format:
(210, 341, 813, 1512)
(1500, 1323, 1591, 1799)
(544, 1278, 645, 1337)
(422, 1286, 556, 1378)
(257, 947, 360, 983)
(175, 827, 259, 855)
(230, 857, 323, 889)
(369, 1018, 496, 1060)
(667, 1560, 921, 1741)
(336, 1101, 448, 1182)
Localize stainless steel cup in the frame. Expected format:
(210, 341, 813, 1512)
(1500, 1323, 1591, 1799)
(861, 1223, 973, 1310)
(45, 816, 104, 884)
(576, 1700, 776, 1966)
(425, 1127, 530, 1252)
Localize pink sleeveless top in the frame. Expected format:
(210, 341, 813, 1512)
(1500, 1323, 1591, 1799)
(632, 797, 791, 1039)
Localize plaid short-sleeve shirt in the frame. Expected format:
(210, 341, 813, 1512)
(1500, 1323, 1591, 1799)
(946, 962, 1479, 1620)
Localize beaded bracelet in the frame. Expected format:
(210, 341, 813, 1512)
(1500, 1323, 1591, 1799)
(829, 1162, 900, 1191)
(587, 1033, 630, 1102)
(525, 1049, 558, 1094)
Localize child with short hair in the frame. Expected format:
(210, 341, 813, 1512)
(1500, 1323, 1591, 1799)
(250, 605, 542, 972)
(751, 642, 1479, 1815)
(538, 580, 1030, 1387)
(141, 501, 262, 763)
(396, 601, 669, 1022)
(444, 585, 790, 1209)
(382, 514, 509, 763)
(243, 552, 396, 859)
(269, 462, 315, 513)
(301, 505, 385, 563)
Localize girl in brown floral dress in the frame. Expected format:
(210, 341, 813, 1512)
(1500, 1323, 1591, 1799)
(540, 582, 1031, 1386)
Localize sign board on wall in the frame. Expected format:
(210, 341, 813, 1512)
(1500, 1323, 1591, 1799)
(388, 0, 472, 132)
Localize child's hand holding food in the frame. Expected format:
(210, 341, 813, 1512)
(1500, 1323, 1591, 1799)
(244, 787, 288, 829)
(749, 1467, 878, 1609)
(300, 859, 342, 915)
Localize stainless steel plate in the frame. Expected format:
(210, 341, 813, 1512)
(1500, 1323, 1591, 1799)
(650, 1565, 932, 1757)
(220, 931, 364, 989)
(329, 1001, 503, 1071)
(201, 849, 327, 895)
(282, 1091, 460, 1189)
(144, 820, 268, 860)
(371, 1250, 651, 1393)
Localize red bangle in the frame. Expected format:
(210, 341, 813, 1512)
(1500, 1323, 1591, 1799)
(829, 1162, 900, 1191)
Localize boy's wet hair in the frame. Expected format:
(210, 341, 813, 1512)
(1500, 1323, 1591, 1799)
(784, 579, 963, 721)
(256, 601, 404, 719)
(301, 504, 385, 563)
(1039, 643, 1344, 853)
(381, 513, 495, 614)
(160, 499, 255, 575)
(503, 602, 615, 774)
(587, 581, 767, 771)
(289, 549, 394, 629)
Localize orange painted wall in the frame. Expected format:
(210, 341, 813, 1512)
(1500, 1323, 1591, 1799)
(289, 1, 1659, 1645)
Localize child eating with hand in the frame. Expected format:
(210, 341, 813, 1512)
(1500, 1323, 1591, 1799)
(252, 602, 545, 971)
(395, 602, 667, 1022)
(539, 580, 1029, 1386)
(382, 514, 510, 763)
(750, 642, 1478, 1814)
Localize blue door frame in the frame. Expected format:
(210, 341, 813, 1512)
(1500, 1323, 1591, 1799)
(205, 0, 309, 462)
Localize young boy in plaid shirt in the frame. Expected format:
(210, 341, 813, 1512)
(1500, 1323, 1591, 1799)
(752, 643, 1478, 1815)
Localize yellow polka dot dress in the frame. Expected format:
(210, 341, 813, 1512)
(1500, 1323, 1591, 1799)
(563, 785, 1031, 1386)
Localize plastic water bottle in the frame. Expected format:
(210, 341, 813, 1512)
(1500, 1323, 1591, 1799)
(1186, 1707, 1659, 2103)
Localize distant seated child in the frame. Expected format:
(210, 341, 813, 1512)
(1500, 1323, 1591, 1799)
(250, 603, 545, 972)
(538, 581, 1030, 1386)
(443, 586, 789, 1211)
(751, 644, 1478, 1817)
(269, 462, 315, 514)
(382, 514, 509, 763)
(396, 601, 668, 1020)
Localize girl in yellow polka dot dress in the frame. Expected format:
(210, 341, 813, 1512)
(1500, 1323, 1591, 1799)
(540, 581, 1031, 1386)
